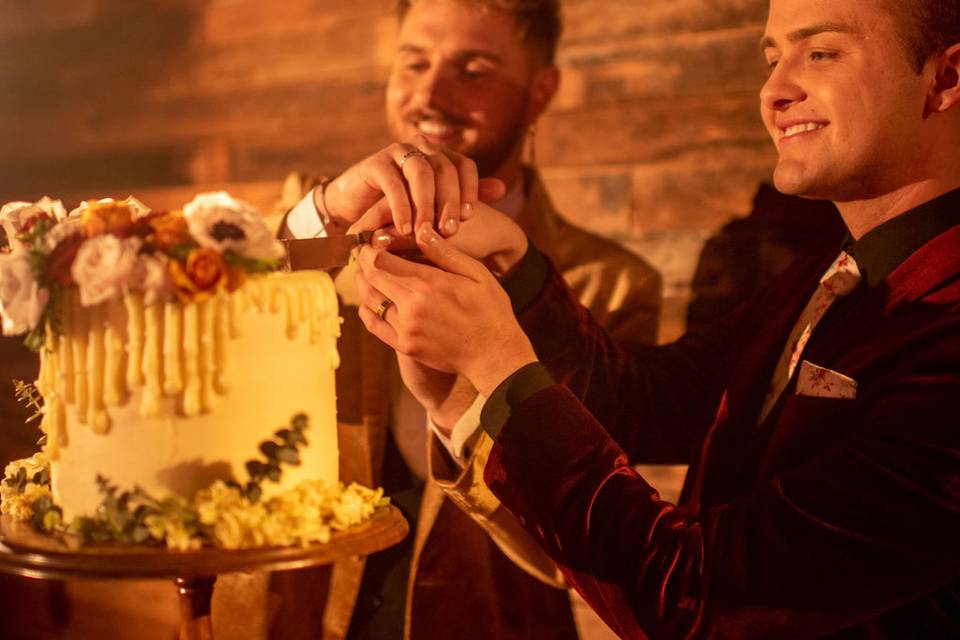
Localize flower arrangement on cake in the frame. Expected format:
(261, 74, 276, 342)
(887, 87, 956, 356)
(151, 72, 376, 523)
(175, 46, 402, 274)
(0, 192, 282, 348)
(0, 193, 384, 550)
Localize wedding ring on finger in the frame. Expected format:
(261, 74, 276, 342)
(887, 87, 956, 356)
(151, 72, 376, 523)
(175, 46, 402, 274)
(398, 149, 427, 169)
(376, 298, 394, 321)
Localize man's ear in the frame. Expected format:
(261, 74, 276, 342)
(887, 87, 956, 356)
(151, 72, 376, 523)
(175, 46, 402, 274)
(927, 42, 960, 114)
(525, 66, 560, 124)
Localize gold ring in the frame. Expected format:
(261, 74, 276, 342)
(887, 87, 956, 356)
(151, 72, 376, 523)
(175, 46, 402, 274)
(376, 298, 394, 321)
(398, 149, 426, 169)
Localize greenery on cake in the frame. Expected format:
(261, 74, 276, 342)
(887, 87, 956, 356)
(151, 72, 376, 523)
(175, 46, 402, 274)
(12, 379, 43, 424)
(1, 413, 388, 550)
(0, 192, 285, 350)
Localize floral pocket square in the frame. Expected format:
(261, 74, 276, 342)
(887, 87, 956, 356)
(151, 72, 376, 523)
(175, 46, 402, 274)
(796, 361, 857, 399)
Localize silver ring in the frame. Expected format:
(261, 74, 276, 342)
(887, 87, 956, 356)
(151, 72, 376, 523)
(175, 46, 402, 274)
(376, 298, 394, 321)
(398, 149, 427, 169)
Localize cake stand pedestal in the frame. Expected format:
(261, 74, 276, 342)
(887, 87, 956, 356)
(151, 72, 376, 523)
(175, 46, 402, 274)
(0, 506, 408, 640)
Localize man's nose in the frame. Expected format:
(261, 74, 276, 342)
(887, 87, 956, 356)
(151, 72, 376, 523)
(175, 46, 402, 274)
(412, 66, 454, 112)
(760, 59, 806, 112)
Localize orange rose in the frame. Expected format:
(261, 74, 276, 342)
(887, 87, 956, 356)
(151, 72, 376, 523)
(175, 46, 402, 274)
(146, 210, 189, 251)
(169, 248, 226, 303)
(81, 201, 135, 238)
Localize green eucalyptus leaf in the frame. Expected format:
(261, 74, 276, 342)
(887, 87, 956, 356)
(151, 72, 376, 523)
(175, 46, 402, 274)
(23, 326, 46, 352)
(246, 460, 265, 479)
(259, 441, 280, 459)
(245, 482, 262, 503)
(42, 510, 61, 532)
(276, 446, 300, 465)
(265, 465, 281, 482)
(31, 468, 50, 486)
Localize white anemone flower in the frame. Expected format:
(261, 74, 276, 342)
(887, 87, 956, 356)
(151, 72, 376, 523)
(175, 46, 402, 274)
(183, 192, 284, 261)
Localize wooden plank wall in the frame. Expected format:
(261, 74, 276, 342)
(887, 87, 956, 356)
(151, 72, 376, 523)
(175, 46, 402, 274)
(0, 2, 779, 638)
(0, 0, 775, 343)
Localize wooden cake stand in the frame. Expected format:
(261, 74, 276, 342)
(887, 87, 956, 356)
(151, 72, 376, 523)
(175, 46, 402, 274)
(0, 506, 408, 640)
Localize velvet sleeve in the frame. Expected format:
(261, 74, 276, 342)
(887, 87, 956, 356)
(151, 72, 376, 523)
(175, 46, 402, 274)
(513, 260, 762, 465)
(483, 265, 960, 638)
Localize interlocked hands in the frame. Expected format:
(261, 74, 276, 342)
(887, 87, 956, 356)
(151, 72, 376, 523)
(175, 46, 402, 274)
(328, 138, 539, 425)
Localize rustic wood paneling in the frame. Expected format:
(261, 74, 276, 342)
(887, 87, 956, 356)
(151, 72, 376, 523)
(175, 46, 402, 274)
(0, 0, 100, 37)
(538, 92, 769, 167)
(0, 0, 776, 337)
(0, 0, 781, 345)
(0, 1, 788, 636)
(557, 26, 768, 108)
(563, 0, 769, 43)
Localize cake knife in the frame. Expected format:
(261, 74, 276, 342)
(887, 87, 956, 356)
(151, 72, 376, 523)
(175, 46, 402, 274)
(282, 231, 374, 271)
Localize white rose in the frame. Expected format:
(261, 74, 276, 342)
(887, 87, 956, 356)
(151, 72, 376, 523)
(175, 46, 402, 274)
(44, 216, 83, 252)
(71, 235, 143, 307)
(0, 249, 49, 336)
(127, 251, 173, 305)
(183, 191, 284, 261)
(1, 197, 67, 251)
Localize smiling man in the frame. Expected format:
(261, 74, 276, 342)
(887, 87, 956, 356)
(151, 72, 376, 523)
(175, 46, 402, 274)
(333, 0, 960, 636)
(278, 1, 661, 639)
(386, 0, 549, 188)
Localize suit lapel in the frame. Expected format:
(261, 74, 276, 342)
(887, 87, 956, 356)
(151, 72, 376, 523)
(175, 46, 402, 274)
(882, 223, 960, 309)
(692, 223, 960, 509)
(685, 248, 839, 509)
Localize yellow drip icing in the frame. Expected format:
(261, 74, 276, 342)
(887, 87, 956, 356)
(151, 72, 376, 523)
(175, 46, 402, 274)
(308, 287, 319, 346)
(285, 288, 297, 340)
(71, 294, 89, 424)
(298, 286, 309, 323)
(228, 290, 241, 339)
(163, 303, 184, 396)
(214, 295, 228, 394)
(35, 272, 340, 446)
(200, 298, 215, 412)
(248, 281, 264, 312)
(183, 301, 201, 417)
(125, 292, 145, 388)
(58, 293, 75, 405)
(103, 299, 127, 406)
(87, 303, 110, 434)
(270, 284, 283, 314)
(141, 303, 163, 417)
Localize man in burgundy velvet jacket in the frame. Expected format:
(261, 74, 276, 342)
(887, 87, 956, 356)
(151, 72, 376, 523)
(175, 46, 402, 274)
(325, 0, 960, 637)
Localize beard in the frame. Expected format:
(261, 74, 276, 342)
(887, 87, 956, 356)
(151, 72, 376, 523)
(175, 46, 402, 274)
(389, 92, 533, 179)
(469, 116, 529, 178)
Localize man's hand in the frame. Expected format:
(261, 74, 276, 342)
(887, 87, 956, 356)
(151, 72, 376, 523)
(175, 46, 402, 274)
(322, 137, 505, 238)
(356, 227, 537, 398)
(372, 200, 528, 279)
(396, 355, 479, 436)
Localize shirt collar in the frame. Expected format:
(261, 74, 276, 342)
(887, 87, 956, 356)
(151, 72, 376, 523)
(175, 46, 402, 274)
(847, 186, 960, 287)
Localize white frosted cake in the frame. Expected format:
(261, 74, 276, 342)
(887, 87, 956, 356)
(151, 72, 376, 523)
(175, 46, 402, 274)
(39, 270, 340, 521)
(0, 193, 377, 548)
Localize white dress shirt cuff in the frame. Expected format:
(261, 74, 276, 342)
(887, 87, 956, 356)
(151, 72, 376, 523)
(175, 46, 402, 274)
(427, 392, 486, 466)
(284, 189, 327, 239)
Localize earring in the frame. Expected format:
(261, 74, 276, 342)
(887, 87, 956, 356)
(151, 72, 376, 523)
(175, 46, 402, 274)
(527, 124, 537, 166)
